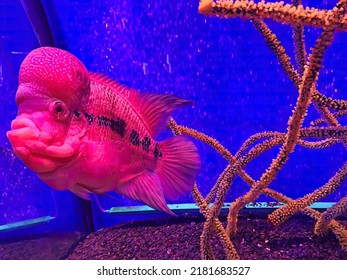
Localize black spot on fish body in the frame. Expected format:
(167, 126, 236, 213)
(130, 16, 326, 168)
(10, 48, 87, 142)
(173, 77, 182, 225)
(97, 115, 111, 128)
(83, 111, 126, 138)
(130, 129, 140, 146)
(96, 115, 102, 126)
(74, 111, 81, 118)
(84, 112, 94, 124)
(141, 136, 151, 153)
(110, 117, 126, 138)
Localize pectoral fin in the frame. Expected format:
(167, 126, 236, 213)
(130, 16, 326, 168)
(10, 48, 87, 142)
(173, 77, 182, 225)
(70, 184, 92, 200)
(82, 140, 123, 169)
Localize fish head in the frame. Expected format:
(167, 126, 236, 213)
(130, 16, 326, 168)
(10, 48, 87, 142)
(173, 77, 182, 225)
(7, 47, 90, 173)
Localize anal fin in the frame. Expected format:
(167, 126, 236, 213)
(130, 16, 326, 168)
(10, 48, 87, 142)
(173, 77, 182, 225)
(116, 171, 175, 215)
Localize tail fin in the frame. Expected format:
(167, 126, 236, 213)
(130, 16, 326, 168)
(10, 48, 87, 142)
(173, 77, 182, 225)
(156, 135, 201, 201)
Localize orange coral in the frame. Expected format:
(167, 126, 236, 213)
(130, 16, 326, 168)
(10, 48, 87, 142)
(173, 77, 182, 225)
(198, 0, 347, 30)
(188, 0, 347, 259)
(159, 0, 347, 259)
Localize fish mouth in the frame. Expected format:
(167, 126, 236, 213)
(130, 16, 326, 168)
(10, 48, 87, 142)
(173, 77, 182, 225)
(7, 117, 79, 173)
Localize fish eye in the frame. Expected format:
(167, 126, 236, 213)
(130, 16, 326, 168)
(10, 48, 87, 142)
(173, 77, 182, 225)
(50, 100, 69, 120)
(55, 103, 63, 113)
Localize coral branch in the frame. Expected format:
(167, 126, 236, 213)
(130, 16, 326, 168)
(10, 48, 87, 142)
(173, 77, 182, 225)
(194, 0, 347, 257)
(300, 126, 347, 139)
(329, 222, 347, 251)
(198, 0, 347, 31)
(314, 196, 347, 236)
(312, 92, 347, 111)
(167, 118, 234, 162)
(226, 28, 336, 236)
(207, 137, 284, 241)
(192, 184, 240, 259)
(293, 0, 340, 127)
(167, 118, 240, 259)
(292, 0, 307, 76)
(252, 19, 300, 86)
(169, 117, 345, 254)
(262, 28, 335, 184)
(263, 189, 347, 251)
(311, 110, 347, 127)
(268, 161, 347, 226)
(236, 130, 342, 160)
(252, 19, 344, 124)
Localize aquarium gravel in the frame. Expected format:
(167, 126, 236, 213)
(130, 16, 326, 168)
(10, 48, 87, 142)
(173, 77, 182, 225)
(0, 232, 82, 260)
(68, 213, 347, 260)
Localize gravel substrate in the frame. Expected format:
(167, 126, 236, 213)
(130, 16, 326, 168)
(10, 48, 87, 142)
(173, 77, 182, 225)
(68, 213, 347, 260)
(0, 232, 82, 260)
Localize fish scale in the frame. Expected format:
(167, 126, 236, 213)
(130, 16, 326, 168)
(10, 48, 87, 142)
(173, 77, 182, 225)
(83, 80, 158, 163)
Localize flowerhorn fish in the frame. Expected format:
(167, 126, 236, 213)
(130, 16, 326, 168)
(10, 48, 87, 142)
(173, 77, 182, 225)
(7, 47, 201, 215)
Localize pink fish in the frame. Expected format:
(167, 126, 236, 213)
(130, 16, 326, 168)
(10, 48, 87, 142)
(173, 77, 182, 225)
(7, 47, 200, 215)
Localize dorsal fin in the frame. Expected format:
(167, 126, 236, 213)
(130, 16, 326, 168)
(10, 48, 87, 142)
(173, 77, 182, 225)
(89, 73, 192, 138)
(90, 72, 140, 102)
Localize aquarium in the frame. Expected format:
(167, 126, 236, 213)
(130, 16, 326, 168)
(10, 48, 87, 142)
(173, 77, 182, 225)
(0, 0, 346, 260)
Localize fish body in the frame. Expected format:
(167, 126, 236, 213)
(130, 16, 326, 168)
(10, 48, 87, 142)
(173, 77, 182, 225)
(7, 47, 200, 215)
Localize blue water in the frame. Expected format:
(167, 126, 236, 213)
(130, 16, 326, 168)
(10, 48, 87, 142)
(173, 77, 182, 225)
(0, 0, 346, 243)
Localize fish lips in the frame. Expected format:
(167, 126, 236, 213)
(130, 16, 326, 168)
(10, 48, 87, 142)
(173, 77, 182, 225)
(7, 117, 79, 173)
